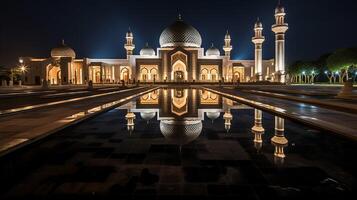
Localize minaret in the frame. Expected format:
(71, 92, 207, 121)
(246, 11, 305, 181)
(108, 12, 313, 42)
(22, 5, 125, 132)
(223, 30, 232, 57)
(252, 18, 265, 81)
(124, 28, 135, 58)
(272, 1, 288, 83)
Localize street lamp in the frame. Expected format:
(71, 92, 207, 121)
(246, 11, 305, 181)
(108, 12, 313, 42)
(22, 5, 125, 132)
(18, 59, 27, 86)
(20, 66, 26, 72)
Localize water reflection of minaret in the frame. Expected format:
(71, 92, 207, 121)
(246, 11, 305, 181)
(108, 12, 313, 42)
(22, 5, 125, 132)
(271, 116, 288, 164)
(223, 110, 233, 133)
(125, 109, 136, 134)
(251, 109, 264, 151)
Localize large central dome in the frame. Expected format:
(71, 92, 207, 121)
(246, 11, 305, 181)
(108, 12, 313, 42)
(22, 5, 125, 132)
(159, 16, 202, 48)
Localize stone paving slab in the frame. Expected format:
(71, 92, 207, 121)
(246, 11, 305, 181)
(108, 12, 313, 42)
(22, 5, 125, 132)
(205, 87, 357, 141)
(0, 86, 156, 155)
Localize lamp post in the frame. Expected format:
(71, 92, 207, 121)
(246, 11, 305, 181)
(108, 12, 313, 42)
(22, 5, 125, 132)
(18, 59, 27, 86)
(302, 71, 306, 84)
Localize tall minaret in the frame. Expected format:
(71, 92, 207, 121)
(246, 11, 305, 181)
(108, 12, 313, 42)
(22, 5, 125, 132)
(223, 30, 232, 57)
(252, 18, 265, 81)
(124, 28, 135, 58)
(272, 1, 288, 83)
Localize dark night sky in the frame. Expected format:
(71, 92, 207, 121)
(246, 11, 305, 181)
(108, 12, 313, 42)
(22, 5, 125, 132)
(1, 0, 356, 67)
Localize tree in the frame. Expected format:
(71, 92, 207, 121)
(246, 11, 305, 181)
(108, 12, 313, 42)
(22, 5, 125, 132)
(287, 60, 317, 84)
(327, 48, 357, 82)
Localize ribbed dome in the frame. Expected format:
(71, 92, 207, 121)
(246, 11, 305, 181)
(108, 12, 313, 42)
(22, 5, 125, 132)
(160, 119, 202, 145)
(51, 40, 76, 58)
(205, 44, 220, 56)
(140, 43, 156, 56)
(159, 16, 202, 48)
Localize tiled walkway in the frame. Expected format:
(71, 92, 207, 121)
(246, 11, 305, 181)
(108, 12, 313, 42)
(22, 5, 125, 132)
(205, 87, 357, 141)
(0, 87, 154, 155)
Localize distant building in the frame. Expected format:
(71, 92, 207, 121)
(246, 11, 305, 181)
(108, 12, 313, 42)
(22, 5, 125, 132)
(20, 3, 288, 85)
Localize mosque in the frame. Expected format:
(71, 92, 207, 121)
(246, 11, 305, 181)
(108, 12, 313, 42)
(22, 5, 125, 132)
(19, 3, 288, 85)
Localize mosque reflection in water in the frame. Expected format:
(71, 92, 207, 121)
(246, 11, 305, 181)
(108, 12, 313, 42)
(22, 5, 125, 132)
(122, 88, 289, 163)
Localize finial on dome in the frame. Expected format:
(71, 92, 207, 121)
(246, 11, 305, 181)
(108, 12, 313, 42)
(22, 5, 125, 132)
(275, 0, 285, 14)
(145, 42, 149, 47)
(61, 39, 65, 45)
(211, 43, 214, 47)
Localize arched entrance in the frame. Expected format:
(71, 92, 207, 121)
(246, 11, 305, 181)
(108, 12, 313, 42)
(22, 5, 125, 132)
(210, 69, 218, 82)
(201, 68, 208, 81)
(233, 72, 241, 82)
(121, 68, 129, 82)
(172, 60, 187, 82)
(150, 68, 158, 82)
(48, 65, 61, 85)
(141, 68, 148, 82)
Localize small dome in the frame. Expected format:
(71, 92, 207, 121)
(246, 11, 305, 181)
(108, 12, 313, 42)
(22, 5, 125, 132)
(206, 111, 220, 121)
(255, 18, 263, 28)
(51, 40, 76, 58)
(159, 15, 202, 48)
(160, 119, 202, 145)
(126, 28, 133, 38)
(206, 43, 220, 56)
(225, 30, 231, 39)
(140, 111, 156, 121)
(275, 4, 285, 14)
(140, 43, 156, 56)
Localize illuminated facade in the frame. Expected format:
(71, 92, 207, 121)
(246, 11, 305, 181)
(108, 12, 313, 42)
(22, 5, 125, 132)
(20, 4, 288, 85)
(121, 88, 250, 144)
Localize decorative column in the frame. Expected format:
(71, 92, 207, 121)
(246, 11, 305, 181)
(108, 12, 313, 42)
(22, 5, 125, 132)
(272, 2, 288, 83)
(271, 116, 288, 164)
(124, 28, 135, 58)
(223, 30, 232, 58)
(252, 18, 265, 81)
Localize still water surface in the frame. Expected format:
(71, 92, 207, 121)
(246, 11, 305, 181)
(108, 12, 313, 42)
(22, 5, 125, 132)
(0, 88, 356, 199)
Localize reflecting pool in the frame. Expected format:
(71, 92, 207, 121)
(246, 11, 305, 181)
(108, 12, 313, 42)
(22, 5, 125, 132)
(0, 88, 356, 199)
